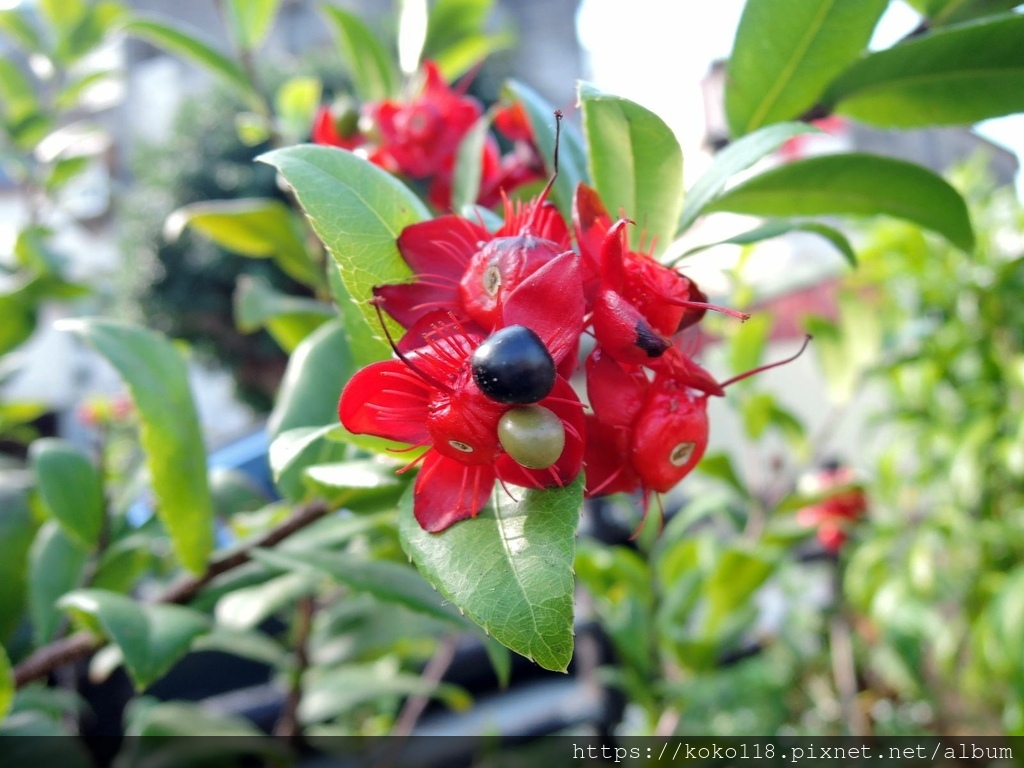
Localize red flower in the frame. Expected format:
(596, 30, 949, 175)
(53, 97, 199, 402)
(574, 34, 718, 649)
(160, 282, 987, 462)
(311, 103, 363, 150)
(340, 254, 586, 532)
(374, 188, 571, 333)
(796, 465, 868, 553)
(575, 186, 748, 369)
(583, 348, 708, 500)
(366, 61, 482, 181)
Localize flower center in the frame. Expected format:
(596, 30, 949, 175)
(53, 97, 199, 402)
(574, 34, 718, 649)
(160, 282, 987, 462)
(670, 441, 695, 466)
(483, 264, 502, 296)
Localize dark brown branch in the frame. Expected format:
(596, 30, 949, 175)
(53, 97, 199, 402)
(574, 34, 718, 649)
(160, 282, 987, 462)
(13, 499, 332, 689)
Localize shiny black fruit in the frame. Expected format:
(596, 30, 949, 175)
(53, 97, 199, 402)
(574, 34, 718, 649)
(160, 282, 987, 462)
(471, 325, 556, 404)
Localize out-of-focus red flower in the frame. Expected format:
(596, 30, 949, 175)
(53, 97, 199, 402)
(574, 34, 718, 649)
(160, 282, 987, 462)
(367, 61, 482, 181)
(494, 102, 533, 143)
(311, 103, 363, 150)
(796, 465, 868, 552)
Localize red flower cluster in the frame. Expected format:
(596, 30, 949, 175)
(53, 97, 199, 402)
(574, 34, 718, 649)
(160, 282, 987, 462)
(796, 465, 868, 552)
(312, 62, 544, 211)
(339, 155, 806, 532)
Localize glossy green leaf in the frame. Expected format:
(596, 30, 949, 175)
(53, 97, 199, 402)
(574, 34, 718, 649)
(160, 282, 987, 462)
(252, 548, 470, 627)
(677, 123, 819, 234)
(677, 219, 856, 266)
(234, 275, 333, 352)
(422, 0, 511, 80)
(214, 572, 318, 630)
(327, 265, 390, 367)
(0, 645, 12, 724)
(300, 663, 471, 724)
(267, 320, 353, 438)
(451, 112, 493, 212)
(914, 0, 1022, 24)
(302, 459, 405, 509)
(725, 0, 889, 135)
(503, 80, 588, 220)
(399, 478, 582, 672)
(224, 0, 279, 50)
(58, 590, 210, 689)
(322, 5, 399, 101)
(165, 197, 322, 289)
(579, 83, 683, 256)
(192, 628, 288, 669)
(29, 438, 104, 548)
(269, 425, 347, 501)
(825, 14, 1024, 128)
(258, 145, 430, 338)
(706, 153, 974, 252)
(0, 482, 39, 641)
(58, 319, 213, 573)
(122, 17, 258, 108)
(29, 522, 90, 644)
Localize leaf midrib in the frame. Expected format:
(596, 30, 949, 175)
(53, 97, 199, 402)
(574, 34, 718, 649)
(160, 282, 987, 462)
(744, 0, 838, 133)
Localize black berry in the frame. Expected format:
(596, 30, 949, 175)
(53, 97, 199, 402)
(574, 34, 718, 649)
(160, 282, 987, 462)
(471, 325, 556, 404)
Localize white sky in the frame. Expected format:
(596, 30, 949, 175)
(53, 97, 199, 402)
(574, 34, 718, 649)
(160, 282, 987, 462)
(575, 0, 1024, 196)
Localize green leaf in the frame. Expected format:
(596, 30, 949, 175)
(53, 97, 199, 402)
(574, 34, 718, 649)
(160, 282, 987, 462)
(677, 219, 856, 266)
(429, 31, 514, 82)
(579, 83, 683, 256)
(269, 425, 348, 502)
(398, 478, 582, 672)
(451, 112, 493, 212)
(0, 9, 43, 52)
(252, 548, 470, 627)
(257, 145, 430, 338)
(503, 80, 588, 220)
(29, 438, 104, 548)
(300, 663, 471, 724)
(917, 0, 1022, 25)
(273, 75, 321, 142)
(165, 197, 322, 289)
(302, 459, 405, 509)
(0, 285, 38, 357)
(0, 644, 12, 723)
(223, 0, 279, 50)
(209, 467, 270, 518)
(58, 319, 213, 574)
(677, 123, 819, 234)
(705, 549, 775, 633)
(122, 16, 258, 108)
(267, 320, 353, 438)
(725, 0, 889, 136)
(728, 312, 773, 379)
(58, 590, 210, 689)
(328, 266, 390, 368)
(0, 482, 40, 641)
(29, 522, 90, 645)
(706, 153, 974, 252)
(233, 275, 333, 353)
(321, 5, 399, 101)
(695, 453, 749, 499)
(422, 0, 489, 62)
(825, 14, 1024, 128)
(0, 58, 37, 124)
(214, 572, 318, 630)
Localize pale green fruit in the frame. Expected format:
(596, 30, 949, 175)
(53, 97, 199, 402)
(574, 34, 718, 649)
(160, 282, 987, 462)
(497, 405, 565, 469)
